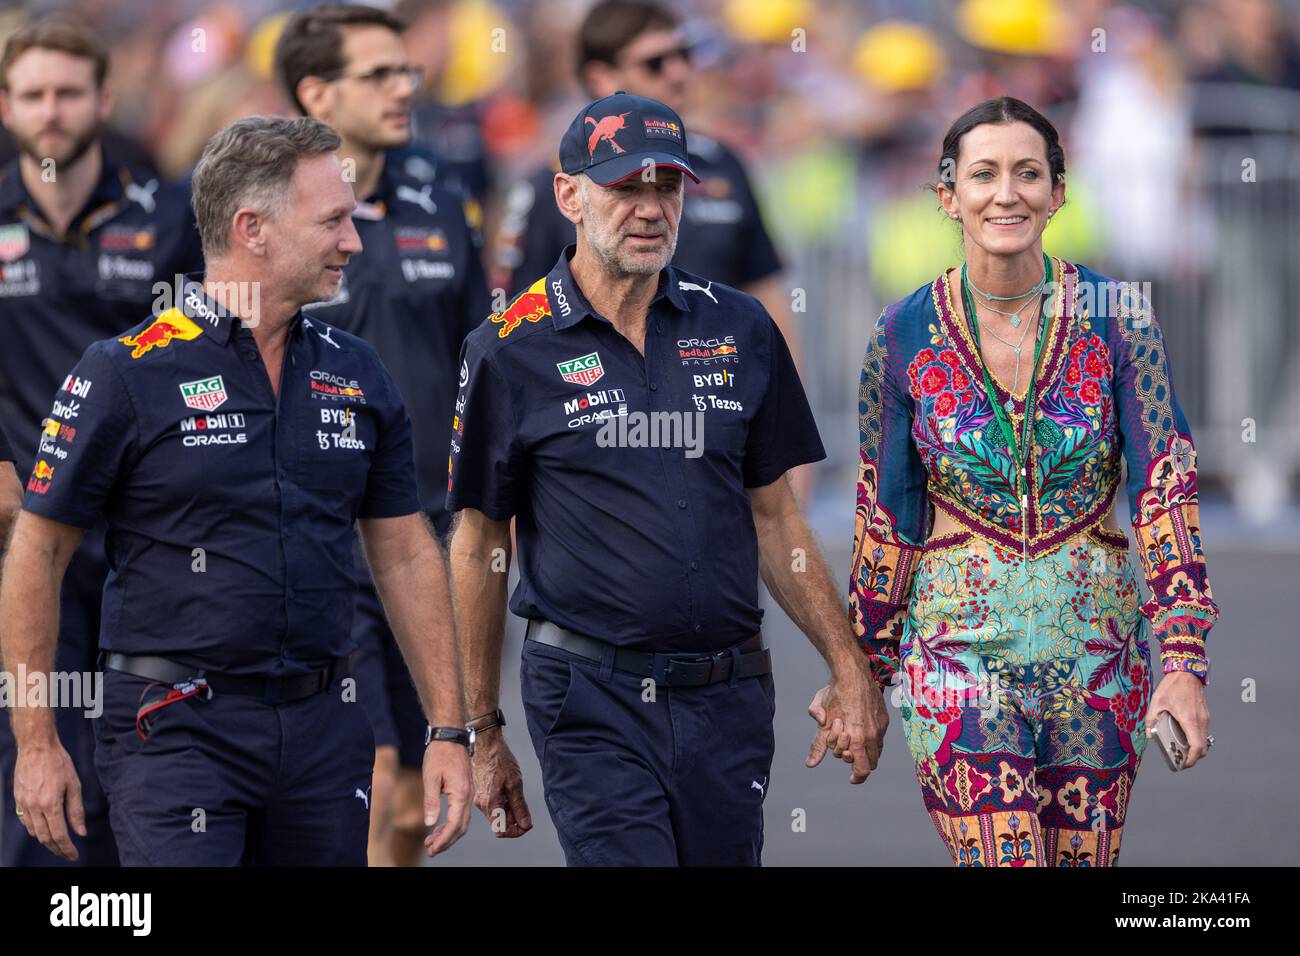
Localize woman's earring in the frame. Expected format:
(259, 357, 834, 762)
(950, 212, 961, 221)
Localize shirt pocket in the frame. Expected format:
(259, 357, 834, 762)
(295, 402, 379, 497)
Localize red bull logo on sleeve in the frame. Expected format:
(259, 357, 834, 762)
(27, 459, 54, 495)
(118, 309, 204, 359)
(490, 277, 552, 339)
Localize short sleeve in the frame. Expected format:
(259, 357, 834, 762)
(358, 361, 422, 519)
(742, 315, 825, 487)
(445, 338, 523, 520)
(1110, 292, 1218, 683)
(22, 344, 137, 529)
(848, 313, 930, 687)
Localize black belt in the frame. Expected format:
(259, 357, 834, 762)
(100, 652, 355, 705)
(525, 620, 771, 687)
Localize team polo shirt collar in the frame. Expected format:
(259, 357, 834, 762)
(158, 273, 314, 349)
(0, 149, 130, 231)
(546, 244, 692, 332)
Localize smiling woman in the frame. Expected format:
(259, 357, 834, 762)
(849, 96, 1219, 867)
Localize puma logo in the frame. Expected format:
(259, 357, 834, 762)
(751, 777, 766, 798)
(303, 316, 341, 349)
(678, 280, 717, 304)
(396, 183, 437, 215)
(125, 177, 159, 213)
(355, 787, 370, 810)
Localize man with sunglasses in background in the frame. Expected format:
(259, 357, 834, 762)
(492, 1, 801, 383)
(275, 3, 490, 867)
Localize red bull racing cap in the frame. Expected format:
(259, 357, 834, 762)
(559, 92, 700, 186)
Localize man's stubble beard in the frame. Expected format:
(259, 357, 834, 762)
(580, 184, 678, 277)
(15, 119, 101, 172)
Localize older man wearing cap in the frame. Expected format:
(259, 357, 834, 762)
(447, 92, 887, 866)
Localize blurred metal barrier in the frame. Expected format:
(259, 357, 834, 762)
(773, 85, 1300, 521)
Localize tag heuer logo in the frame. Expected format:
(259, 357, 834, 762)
(179, 375, 228, 411)
(0, 223, 30, 263)
(557, 352, 604, 387)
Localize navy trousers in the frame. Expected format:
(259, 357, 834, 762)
(520, 637, 776, 867)
(93, 669, 374, 866)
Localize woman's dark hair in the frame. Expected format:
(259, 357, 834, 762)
(934, 96, 1065, 190)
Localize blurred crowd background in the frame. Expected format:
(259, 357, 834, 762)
(2, 0, 1298, 533)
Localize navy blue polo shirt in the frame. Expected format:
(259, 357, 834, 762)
(494, 133, 782, 298)
(21, 287, 421, 677)
(447, 247, 825, 651)
(303, 157, 489, 534)
(0, 152, 203, 474)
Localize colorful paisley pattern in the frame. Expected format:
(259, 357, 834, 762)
(850, 259, 1220, 866)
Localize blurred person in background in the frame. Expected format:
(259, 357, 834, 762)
(839, 96, 1218, 866)
(1070, 4, 1190, 280)
(0, 13, 202, 867)
(1195, 0, 1300, 89)
(275, 2, 490, 868)
(390, 0, 491, 206)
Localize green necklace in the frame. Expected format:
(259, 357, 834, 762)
(959, 252, 1053, 503)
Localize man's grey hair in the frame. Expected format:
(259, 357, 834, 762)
(191, 115, 341, 260)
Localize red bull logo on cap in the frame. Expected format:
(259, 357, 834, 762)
(490, 277, 552, 339)
(119, 309, 204, 359)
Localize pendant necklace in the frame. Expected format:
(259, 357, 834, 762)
(965, 259, 1049, 328)
(978, 297, 1040, 413)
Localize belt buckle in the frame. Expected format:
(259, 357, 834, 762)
(708, 647, 735, 684)
(662, 650, 719, 687)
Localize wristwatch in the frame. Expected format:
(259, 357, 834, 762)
(467, 707, 506, 734)
(425, 724, 474, 756)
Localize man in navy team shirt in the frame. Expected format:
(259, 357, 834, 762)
(448, 93, 887, 866)
(0, 116, 470, 866)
